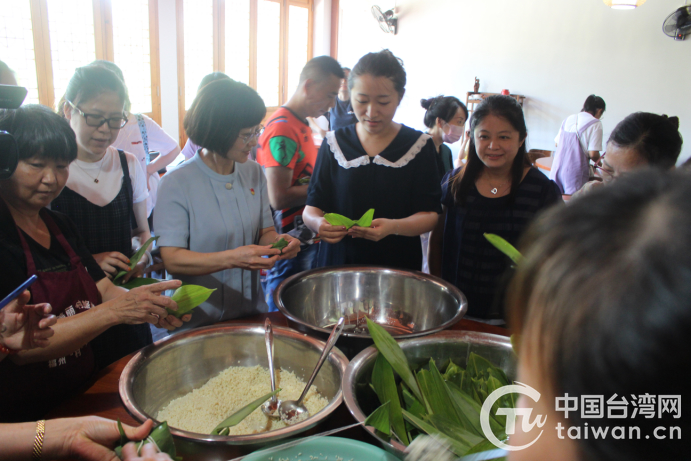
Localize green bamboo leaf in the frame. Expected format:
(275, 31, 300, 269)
(167, 284, 216, 318)
(364, 401, 391, 435)
(372, 353, 409, 445)
(119, 277, 164, 290)
(270, 238, 289, 254)
(113, 236, 159, 284)
(366, 318, 423, 403)
(323, 213, 355, 228)
(467, 352, 494, 381)
(466, 438, 503, 455)
(402, 386, 426, 420)
(354, 208, 375, 227)
(446, 382, 504, 436)
(402, 410, 471, 457)
(426, 414, 485, 449)
(211, 389, 281, 435)
(426, 358, 462, 425)
(114, 421, 180, 460)
(483, 233, 523, 265)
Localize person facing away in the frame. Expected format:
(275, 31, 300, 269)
(256, 55, 344, 311)
(180, 72, 233, 161)
(550, 94, 605, 194)
(506, 169, 691, 461)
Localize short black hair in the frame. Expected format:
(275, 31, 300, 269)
(608, 112, 683, 169)
(509, 169, 691, 461)
(420, 95, 468, 128)
(581, 94, 606, 116)
(0, 104, 77, 163)
(59, 66, 127, 117)
(197, 72, 232, 93)
(299, 56, 345, 84)
(349, 49, 406, 97)
(184, 79, 266, 154)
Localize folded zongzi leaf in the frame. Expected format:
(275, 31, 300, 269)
(166, 285, 216, 318)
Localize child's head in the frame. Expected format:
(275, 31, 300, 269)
(507, 169, 691, 461)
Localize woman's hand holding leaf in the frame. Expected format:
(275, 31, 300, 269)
(228, 245, 280, 270)
(107, 280, 182, 327)
(273, 234, 301, 260)
(93, 251, 131, 280)
(317, 218, 348, 244)
(348, 218, 394, 242)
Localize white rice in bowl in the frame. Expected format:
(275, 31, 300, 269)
(156, 365, 329, 435)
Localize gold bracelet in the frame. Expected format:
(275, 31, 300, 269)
(32, 420, 45, 461)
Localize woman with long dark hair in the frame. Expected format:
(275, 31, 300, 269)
(429, 95, 561, 322)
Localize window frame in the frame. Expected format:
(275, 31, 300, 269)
(20, 0, 162, 123)
(175, 0, 314, 147)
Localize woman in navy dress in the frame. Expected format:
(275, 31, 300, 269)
(303, 50, 442, 271)
(429, 95, 562, 322)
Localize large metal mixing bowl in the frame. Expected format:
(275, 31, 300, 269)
(119, 324, 349, 460)
(275, 266, 467, 357)
(342, 331, 516, 459)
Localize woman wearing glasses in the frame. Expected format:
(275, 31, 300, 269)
(53, 66, 154, 369)
(154, 79, 300, 331)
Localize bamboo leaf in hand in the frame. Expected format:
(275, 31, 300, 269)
(364, 401, 391, 435)
(483, 233, 522, 265)
(354, 208, 375, 227)
(271, 238, 289, 254)
(211, 389, 281, 435)
(167, 284, 216, 318)
(366, 318, 423, 403)
(324, 213, 355, 228)
(113, 236, 159, 284)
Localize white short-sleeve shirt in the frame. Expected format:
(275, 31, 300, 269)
(65, 146, 148, 207)
(154, 153, 274, 329)
(112, 113, 179, 174)
(554, 112, 603, 154)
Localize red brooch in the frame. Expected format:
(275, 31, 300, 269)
(250, 188, 255, 195)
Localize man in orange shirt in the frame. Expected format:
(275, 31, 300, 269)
(257, 56, 344, 311)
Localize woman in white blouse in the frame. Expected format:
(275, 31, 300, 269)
(52, 65, 153, 368)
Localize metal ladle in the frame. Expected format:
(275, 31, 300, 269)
(278, 317, 345, 425)
(261, 318, 281, 419)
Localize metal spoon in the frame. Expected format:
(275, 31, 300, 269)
(261, 318, 281, 419)
(278, 317, 345, 425)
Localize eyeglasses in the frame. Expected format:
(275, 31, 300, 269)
(239, 125, 264, 145)
(594, 164, 615, 183)
(66, 100, 128, 129)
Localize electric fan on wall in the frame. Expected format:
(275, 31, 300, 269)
(372, 5, 397, 34)
(663, 5, 691, 40)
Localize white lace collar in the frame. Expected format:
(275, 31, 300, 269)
(325, 130, 431, 169)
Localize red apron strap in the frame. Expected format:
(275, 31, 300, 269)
(40, 208, 81, 266)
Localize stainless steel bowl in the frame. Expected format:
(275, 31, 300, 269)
(275, 266, 467, 357)
(342, 331, 516, 459)
(119, 324, 349, 460)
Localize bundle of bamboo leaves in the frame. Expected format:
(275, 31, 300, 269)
(364, 319, 515, 458)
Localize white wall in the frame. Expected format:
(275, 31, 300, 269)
(337, 0, 691, 164)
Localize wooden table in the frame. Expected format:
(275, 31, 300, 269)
(49, 313, 509, 458)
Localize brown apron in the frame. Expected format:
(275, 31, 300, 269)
(0, 208, 100, 422)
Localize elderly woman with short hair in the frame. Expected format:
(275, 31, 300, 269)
(155, 79, 300, 330)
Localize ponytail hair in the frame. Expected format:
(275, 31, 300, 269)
(421, 96, 468, 129)
(581, 95, 606, 116)
(608, 112, 683, 170)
